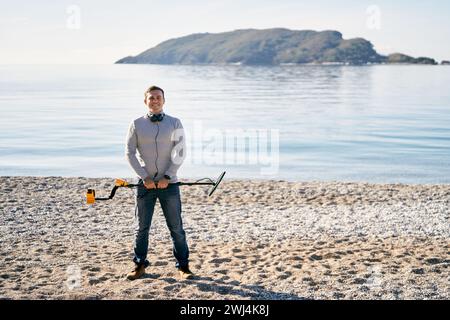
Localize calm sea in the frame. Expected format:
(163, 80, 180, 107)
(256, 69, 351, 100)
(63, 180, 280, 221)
(1, 64, 449, 183)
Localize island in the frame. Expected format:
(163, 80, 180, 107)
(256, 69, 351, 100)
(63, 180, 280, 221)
(116, 28, 438, 66)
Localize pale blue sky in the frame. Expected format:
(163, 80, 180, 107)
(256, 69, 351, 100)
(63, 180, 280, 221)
(1, 0, 449, 64)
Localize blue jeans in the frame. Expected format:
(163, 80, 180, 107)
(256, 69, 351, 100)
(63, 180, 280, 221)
(133, 182, 189, 268)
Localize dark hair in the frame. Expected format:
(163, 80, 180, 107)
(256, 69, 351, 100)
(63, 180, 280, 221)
(144, 85, 165, 99)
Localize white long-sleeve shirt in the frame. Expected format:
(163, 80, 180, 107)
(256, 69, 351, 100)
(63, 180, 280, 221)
(125, 113, 185, 183)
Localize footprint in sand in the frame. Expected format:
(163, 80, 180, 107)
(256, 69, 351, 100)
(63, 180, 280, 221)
(197, 283, 215, 292)
(142, 273, 161, 280)
(160, 277, 177, 284)
(88, 278, 102, 285)
(333, 292, 346, 299)
(288, 255, 303, 261)
(216, 269, 228, 275)
(193, 263, 203, 270)
(352, 278, 366, 285)
(302, 277, 317, 286)
(425, 258, 445, 265)
(218, 275, 230, 281)
(309, 254, 323, 261)
(162, 284, 178, 291)
(87, 266, 101, 272)
(209, 258, 232, 264)
(428, 264, 442, 274)
(277, 271, 292, 280)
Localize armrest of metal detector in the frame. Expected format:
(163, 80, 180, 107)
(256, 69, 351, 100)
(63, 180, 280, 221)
(87, 186, 119, 203)
(86, 179, 139, 204)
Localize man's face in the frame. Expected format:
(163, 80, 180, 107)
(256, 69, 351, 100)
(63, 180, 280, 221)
(144, 90, 165, 114)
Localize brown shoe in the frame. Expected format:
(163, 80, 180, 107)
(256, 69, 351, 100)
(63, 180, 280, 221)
(178, 265, 194, 280)
(126, 264, 146, 280)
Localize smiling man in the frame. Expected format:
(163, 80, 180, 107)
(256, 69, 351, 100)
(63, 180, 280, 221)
(125, 85, 192, 280)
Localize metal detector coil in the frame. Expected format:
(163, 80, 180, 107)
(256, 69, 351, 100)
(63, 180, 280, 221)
(209, 171, 226, 196)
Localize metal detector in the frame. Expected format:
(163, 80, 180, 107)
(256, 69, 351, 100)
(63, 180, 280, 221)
(86, 171, 226, 204)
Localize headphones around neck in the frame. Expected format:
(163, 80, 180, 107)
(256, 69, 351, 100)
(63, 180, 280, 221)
(149, 113, 165, 122)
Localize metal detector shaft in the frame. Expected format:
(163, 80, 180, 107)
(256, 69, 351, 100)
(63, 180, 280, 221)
(177, 182, 214, 186)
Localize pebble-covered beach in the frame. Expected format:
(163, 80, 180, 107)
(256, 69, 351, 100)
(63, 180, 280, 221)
(0, 176, 448, 299)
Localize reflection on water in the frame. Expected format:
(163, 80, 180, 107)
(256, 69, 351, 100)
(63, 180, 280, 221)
(0, 64, 449, 183)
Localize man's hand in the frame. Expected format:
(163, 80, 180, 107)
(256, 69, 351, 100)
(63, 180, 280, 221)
(143, 177, 157, 189)
(157, 178, 169, 189)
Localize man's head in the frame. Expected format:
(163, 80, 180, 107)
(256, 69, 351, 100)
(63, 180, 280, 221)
(144, 85, 165, 114)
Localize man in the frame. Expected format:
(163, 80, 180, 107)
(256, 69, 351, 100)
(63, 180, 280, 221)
(125, 85, 193, 280)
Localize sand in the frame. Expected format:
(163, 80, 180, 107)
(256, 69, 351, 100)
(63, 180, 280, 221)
(0, 176, 448, 300)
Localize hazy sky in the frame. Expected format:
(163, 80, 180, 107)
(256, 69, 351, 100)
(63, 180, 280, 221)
(1, 0, 449, 64)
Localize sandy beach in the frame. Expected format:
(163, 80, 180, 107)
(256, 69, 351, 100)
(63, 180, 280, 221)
(0, 176, 448, 300)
